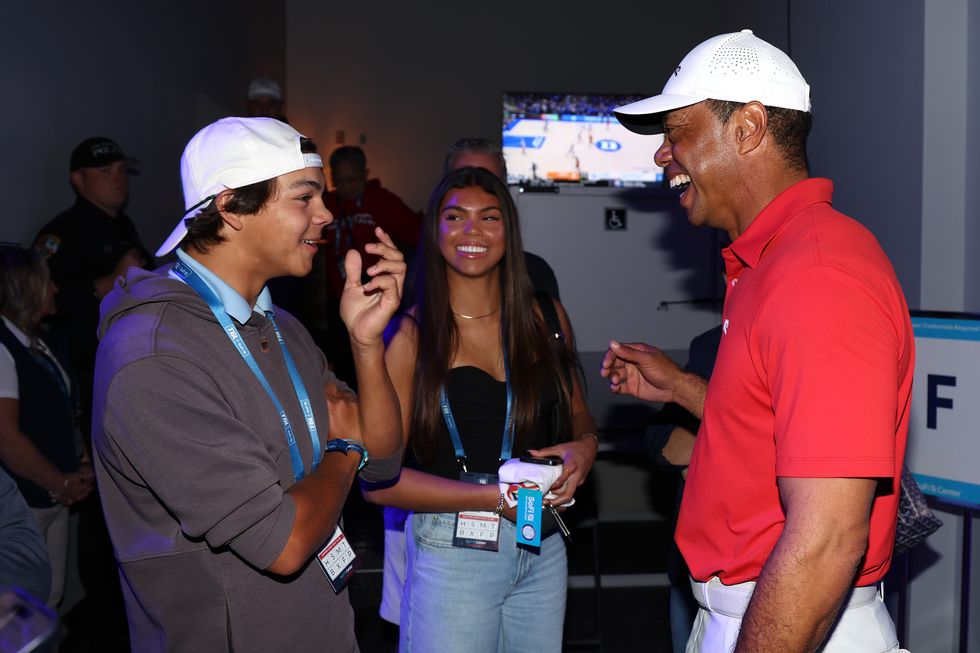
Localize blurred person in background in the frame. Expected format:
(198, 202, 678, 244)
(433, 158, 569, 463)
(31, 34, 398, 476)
(0, 244, 92, 610)
(322, 145, 422, 387)
(34, 136, 147, 652)
(247, 77, 287, 122)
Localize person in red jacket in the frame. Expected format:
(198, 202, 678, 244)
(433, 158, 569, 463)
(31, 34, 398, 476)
(322, 146, 422, 386)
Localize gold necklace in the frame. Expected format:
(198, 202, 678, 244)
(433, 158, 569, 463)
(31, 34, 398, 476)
(451, 306, 500, 320)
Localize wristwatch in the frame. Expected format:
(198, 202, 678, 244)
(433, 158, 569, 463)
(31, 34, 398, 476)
(324, 438, 369, 472)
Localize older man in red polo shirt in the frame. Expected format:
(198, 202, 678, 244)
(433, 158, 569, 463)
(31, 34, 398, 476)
(601, 31, 913, 652)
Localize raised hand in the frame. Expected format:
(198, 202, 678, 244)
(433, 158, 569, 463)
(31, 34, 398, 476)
(600, 340, 682, 403)
(339, 227, 406, 349)
(600, 340, 708, 418)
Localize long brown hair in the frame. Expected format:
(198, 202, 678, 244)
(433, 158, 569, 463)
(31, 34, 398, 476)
(409, 167, 572, 463)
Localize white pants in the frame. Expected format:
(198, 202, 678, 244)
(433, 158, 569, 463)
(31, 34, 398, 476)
(686, 577, 908, 652)
(31, 504, 69, 607)
(379, 525, 406, 625)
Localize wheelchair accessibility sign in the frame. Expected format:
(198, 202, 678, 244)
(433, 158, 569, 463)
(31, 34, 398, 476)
(605, 208, 627, 231)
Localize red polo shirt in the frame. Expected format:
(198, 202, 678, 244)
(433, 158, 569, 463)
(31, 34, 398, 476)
(676, 178, 914, 586)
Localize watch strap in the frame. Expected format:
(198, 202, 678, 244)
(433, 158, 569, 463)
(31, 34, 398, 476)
(324, 438, 369, 472)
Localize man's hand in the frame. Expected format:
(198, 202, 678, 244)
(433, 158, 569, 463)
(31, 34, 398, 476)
(600, 340, 708, 419)
(600, 340, 682, 403)
(339, 227, 405, 350)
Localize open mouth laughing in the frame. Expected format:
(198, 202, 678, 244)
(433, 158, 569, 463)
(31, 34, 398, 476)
(669, 173, 691, 196)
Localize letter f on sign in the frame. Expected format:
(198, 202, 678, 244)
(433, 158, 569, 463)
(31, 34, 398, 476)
(927, 374, 956, 429)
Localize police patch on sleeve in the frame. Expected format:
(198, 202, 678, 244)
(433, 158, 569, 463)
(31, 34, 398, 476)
(35, 234, 61, 258)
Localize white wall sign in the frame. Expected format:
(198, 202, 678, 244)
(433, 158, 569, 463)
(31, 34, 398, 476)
(906, 313, 980, 508)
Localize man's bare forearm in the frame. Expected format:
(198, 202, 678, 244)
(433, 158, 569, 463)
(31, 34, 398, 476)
(672, 371, 707, 421)
(270, 452, 360, 575)
(736, 533, 863, 651)
(350, 342, 401, 459)
(736, 478, 875, 652)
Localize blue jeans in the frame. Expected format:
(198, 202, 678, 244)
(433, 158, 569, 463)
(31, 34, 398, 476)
(401, 512, 567, 653)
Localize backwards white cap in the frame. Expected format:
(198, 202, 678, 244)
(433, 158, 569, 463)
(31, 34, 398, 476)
(156, 117, 322, 257)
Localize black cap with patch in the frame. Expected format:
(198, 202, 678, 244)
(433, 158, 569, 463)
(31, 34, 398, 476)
(69, 137, 140, 173)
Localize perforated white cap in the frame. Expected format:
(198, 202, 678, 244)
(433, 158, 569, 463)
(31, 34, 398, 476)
(156, 117, 322, 257)
(614, 30, 811, 135)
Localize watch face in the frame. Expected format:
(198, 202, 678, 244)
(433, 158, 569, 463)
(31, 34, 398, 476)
(521, 524, 536, 540)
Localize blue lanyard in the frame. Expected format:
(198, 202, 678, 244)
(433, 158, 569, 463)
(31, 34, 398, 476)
(172, 259, 322, 482)
(439, 342, 513, 473)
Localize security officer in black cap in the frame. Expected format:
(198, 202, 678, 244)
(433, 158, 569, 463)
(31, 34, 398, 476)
(35, 137, 152, 439)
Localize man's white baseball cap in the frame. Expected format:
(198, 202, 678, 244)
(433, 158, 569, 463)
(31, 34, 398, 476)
(614, 29, 811, 135)
(156, 117, 322, 257)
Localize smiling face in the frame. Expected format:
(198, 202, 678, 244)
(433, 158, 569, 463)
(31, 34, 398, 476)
(437, 185, 505, 280)
(240, 167, 332, 281)
(655, 101, 739, 236)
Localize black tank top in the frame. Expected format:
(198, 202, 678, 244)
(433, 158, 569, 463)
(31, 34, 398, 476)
(416, 364, 560, 479)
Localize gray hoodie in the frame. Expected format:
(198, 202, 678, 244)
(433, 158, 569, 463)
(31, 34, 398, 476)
(93, 266, 398, 652)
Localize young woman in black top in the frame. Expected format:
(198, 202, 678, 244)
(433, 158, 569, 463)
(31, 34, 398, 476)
(363, 167, 598, 652)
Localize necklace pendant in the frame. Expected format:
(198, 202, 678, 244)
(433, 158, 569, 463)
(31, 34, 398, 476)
(259, 335, 270, 352)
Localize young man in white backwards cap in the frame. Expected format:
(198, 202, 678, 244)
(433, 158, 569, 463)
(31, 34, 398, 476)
(601, 31, 913, 652)
(92, 117, 405, 652)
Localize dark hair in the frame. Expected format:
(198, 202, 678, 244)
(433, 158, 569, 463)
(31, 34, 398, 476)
(0, 245, 50, 342)
(704, 99, 812, 172)
(182, 137, 319, 254)
(444, 138, 508, 178)
(328, 145, 367, 172)
(409, 167, 572, 463)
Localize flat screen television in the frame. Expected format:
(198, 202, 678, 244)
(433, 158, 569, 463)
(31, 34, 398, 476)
(502, 92, 665, 188)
